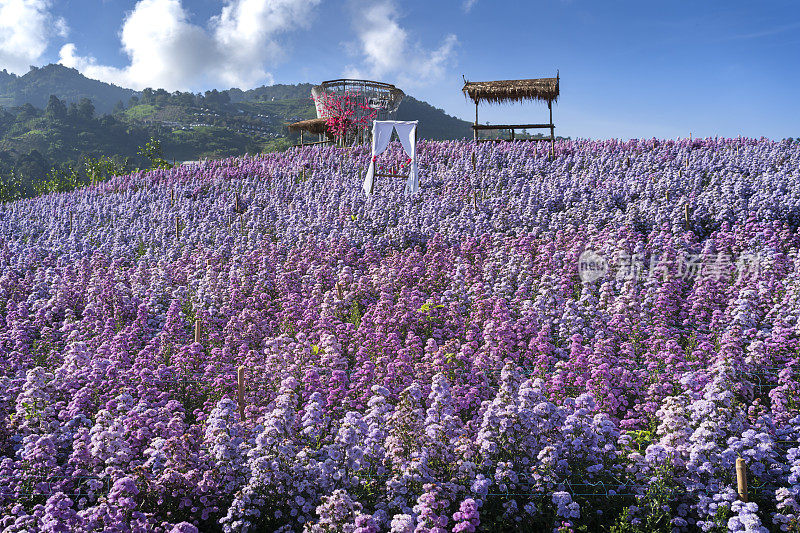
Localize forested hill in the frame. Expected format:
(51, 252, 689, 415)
(0, 64, 480, 199)
(0, 65, 136, 114)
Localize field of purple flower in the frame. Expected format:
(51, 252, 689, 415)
(0, 138, 799, 532)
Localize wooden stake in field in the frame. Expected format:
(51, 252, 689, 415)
(736, 457, 748, 502)
(68, 211, 73, 233)
(237, 366, 246, 421)
(194, 317, 201, 344)
(235, 193, 240, 214)
(171, 188, 174, 206)
(684, 203, 690, 225)
(336, 282, 344, 300)
(472, 152, 477, 172)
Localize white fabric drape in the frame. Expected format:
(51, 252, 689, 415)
(363, 120, 418, 196)
(392, 122, 418, 196)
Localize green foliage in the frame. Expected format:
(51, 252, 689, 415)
(33, 164, 80, 195)
(135, 239, 147, 259)
(137, 137, 173, 170)
(0, 171, 23, 202)
(418, 302, 445, 314)
(84, 154, 126, 184)
(611, 460, 675, 533)
(348, 300, 363, 328)
(123, 104, 158, 121)
(628, 427, 656, 453)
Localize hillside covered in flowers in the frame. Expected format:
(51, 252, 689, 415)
(0, 138, 799, 532)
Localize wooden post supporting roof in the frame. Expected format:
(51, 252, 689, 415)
(474, 101, 478, 142)
(549, 100, 554, 156)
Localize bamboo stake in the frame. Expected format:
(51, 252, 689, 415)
(171, 188, 174, 206)
(685, 203, 690, 225)
(235, 193, 240, 213)
(473, 188, 478, 207)
(736, 457, 748, 502)
(237, 366, 246, 421)
(336, 282, 344, 300)
(472, 152, 476, 171)
(194, 318, 201, 344)
(664, 191, 669, 202)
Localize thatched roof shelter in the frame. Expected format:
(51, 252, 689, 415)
(462, 76, 559, 105)
(287, 118, 330, 135)
(461, 72, 560, 152)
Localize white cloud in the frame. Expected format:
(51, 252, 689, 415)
(54, 16, 69, 38)
(462, 0, 477, 13)
(344, 0, 457, 87)
(59, 0, 320, 91)
(211, 0, 318, 87)
(0, 0, 68, 74)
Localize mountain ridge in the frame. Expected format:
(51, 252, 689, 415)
(0, 64, 473, 139)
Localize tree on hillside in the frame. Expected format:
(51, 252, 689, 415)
(14, 150, 48, 195)
(0, 171, 23, 202)
(202, 89, 230, 109)
(67, 99, 95, 122)
(141, 88, 155, 105)
(45, 95, 67, 121)
(84, 155, 125, 184)
(137, 137, 172, 170)
(77, 98, 95, 120)
(172, 91, 196, 107)
(33, 164, 81, 195)
(153, 89, 170, 106)
(16, 103, 38, 122)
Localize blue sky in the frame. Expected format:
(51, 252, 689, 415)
(1, 0, 799, 139)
